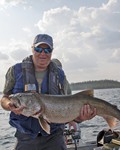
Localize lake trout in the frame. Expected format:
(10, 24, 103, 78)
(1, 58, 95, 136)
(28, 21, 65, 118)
(10, 90, 120, 134)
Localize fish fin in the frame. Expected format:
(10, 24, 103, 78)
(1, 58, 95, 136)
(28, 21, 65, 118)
(103, 115, 118, 128)
(32, 106, 44, 118)
(112, 121, 120, 130)
(38, 116, 50, 134)
(80, 89, 94, 97)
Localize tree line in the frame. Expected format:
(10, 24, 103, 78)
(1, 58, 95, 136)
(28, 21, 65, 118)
(70, 79, 120, 91)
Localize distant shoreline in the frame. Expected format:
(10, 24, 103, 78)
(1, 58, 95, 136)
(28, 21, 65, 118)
(70, 79, 120, 91)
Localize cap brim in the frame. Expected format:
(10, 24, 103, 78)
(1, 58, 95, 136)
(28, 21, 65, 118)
(34, 42, 53, 49)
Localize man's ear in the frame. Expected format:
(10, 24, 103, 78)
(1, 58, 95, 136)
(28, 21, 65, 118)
(31, 46, 34, 53)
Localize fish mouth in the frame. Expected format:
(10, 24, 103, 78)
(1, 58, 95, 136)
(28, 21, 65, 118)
(9, 95, 21, 106)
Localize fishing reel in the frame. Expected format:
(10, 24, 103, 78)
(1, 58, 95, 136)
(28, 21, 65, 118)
(64, 124, 81, 145)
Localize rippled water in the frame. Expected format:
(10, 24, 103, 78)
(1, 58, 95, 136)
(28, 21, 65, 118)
(0, 88, 120, 150)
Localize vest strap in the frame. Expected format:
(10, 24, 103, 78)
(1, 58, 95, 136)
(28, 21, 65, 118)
(22, 55, 37, 92)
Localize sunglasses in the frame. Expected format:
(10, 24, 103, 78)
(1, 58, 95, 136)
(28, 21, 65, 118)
(34, 47, 52, 54)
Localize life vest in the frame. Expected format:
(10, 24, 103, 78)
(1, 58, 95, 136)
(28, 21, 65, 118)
(9, 56, 65, 138)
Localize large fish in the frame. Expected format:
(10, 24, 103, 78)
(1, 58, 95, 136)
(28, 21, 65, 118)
(10, 90, 120, 134)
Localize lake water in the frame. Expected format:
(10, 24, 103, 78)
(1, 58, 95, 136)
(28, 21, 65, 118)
(0, 88, 120, 150)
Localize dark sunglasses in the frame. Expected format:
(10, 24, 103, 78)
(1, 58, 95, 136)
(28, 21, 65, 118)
(34, 47, 52, 54)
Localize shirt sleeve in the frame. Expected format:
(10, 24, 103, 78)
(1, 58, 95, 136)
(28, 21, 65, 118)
(3, 66, 15, 95)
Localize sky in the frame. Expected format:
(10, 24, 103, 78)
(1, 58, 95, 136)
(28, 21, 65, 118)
(0, 0, 120, 91)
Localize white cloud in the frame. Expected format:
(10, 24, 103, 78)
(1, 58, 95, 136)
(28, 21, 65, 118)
(35, 0, 120, 82)
(10, 49, 30, 61)
(0, 0, 119, 87)
(0, 0, 25, 5)
(36, 6, 73, 33)
(109, 49, 120, 63)
(22, 27, 33, 37)
(0, 51, 9, 60)
(7, 39, 32, 61)
(0, 0, 27, 9)
(22, 27, 31, 33)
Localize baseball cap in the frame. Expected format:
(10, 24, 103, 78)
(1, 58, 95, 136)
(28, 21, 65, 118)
(33, 34, 53, 49)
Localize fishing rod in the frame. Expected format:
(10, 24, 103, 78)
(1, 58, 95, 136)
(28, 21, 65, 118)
(64, 128, 81, 150)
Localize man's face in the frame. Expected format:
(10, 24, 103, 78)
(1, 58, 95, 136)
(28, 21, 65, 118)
(32, 43, 52, 70)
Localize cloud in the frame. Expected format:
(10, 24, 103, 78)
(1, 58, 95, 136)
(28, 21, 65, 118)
(35, 0, 120, 82)
(0, 0, 119, 85)
(109, 49, 120, 63)
(22, 27, 33, 37)
(22, 27, 31, 33)
(8, 39, 32, 61)
(10, 48, 30, 61)
(0, 0, 27, 9)
(0, 51, 9, 60)
(36, 6, 74, 33)
(62, 50, 98, 71)
(36, 0, 120, 64)
(0, 0, 25, 5)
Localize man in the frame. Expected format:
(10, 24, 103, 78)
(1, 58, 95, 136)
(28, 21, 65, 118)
(1, 34, 96, 150)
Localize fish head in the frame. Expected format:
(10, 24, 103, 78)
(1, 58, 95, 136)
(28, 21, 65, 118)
(10, 92, 35, 103)
(9, 93, 43, 117)
(9, 93, 23, 107)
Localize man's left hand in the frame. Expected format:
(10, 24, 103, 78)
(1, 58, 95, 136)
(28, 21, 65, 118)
(75, 104, 96, 123)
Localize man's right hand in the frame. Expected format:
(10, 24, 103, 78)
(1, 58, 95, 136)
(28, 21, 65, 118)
(1, 96, 25, 115)
(8, 101, 25, 115)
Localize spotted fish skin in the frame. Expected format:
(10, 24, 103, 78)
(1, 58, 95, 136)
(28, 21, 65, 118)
(10, 90, 120, 134)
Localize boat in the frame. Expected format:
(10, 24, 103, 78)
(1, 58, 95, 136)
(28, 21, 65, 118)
(65, 124, 120, 150)
(64, 124, 97, 150)
(66, 138, 120, 150)
(67, 140, 97, 150)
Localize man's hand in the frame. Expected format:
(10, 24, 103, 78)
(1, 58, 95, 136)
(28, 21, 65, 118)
(1, 96, 25, 115)
(8, 101, 26, 115)
(75, 104, 96, 123)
